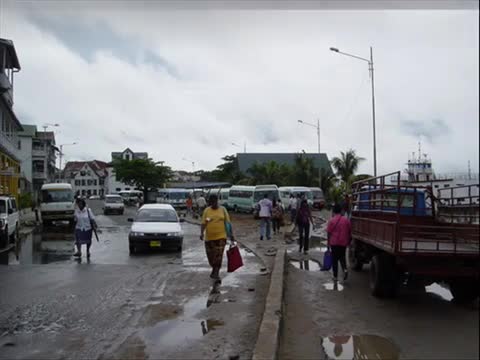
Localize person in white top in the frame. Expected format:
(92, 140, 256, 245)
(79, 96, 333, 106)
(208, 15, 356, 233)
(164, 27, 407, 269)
(73, 199, 97, 258)
(288, 194, 297, 224)
(258, 194, 273, 240)
(196, 195, 207, 214)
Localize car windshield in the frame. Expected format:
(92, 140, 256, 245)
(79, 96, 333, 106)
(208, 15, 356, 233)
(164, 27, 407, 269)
(0, 200, 6, 214)
(312, 191, 324, 199)
(42, 190, 73, 203)
(293, 191, 313, 200)
(254, 190, 278, 202)
(168, 193, 187, 200)
(106, 197, 123, 203)
(136, 208, 178, 223)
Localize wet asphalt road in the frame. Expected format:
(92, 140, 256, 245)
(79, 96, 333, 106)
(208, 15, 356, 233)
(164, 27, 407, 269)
(0, 200, 268, 360)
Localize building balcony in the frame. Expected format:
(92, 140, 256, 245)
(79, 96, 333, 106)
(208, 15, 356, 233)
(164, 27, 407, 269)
(33, 171, 47, 180)
(0, 130, 20, 161)
(32, 148, 47, 157)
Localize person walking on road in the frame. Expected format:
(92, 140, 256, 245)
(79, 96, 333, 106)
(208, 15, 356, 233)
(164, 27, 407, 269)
(186, 195, 193, 216)
(73, 199, 97, 259)
(197, 194, 207, 214)
(296, 199, 314, 254)
(271, 199, 284, 235)
(327, 203, 352, 282)
(200, 194, 234, 282)
(258, 194, 273, 240)
(288, 194, 297, 224)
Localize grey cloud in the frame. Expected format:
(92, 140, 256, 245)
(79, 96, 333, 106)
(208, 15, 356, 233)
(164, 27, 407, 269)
(399, 118, 451, 143)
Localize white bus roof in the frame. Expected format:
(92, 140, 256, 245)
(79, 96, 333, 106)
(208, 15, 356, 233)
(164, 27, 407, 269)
(279, 186, 312, 192)
(230, 185, 255, 190)
(41, 183, 72, 190)
(254, 184, 279, 190)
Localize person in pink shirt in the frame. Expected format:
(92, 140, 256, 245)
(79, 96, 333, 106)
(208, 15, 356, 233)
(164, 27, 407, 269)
(327, 204, 352, 281)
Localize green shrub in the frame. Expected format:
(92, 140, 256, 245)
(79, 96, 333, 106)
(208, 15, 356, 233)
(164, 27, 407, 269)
(18, 192, 33, 210)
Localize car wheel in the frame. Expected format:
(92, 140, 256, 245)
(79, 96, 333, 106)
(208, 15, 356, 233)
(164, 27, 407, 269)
(177, 245, 183, 252)
(370, 253, 398, 298)
(129, 244, 136, 255)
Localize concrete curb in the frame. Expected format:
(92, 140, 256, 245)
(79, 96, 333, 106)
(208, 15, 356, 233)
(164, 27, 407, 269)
(252, 245, 286, 360)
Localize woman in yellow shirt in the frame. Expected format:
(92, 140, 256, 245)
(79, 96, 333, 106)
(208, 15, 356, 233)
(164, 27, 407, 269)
(200, 194, 235, 281)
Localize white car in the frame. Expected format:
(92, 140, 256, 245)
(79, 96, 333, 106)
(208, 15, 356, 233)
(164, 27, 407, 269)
(103, 195, 125, 215)
(128, 204, 184, 254)
(0, 195, 19, 247)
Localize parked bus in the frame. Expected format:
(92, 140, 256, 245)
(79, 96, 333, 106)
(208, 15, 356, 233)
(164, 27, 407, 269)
(40, 183, 75, 226)
(228, 185, 255, 212)
(279, 186, 314, 207)
(253, 185, 280, 204)
(157, 188, 189, 209)
(206, 188, 231, 209)
(309, 187, 325, 209)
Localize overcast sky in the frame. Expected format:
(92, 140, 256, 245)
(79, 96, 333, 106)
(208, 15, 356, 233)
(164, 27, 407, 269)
(2, 1, 479, 175)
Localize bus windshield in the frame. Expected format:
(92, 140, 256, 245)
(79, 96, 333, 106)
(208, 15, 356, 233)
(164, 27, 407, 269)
(42, 189, 73, 203)
(254, 190, 279, 202)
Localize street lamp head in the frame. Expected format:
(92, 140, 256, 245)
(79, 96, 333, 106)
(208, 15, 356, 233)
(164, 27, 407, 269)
(330, 47, 339, 52)
(297, 120, 303, 124)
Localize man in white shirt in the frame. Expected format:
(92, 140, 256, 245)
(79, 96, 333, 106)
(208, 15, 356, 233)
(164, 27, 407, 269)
(196, 195, 207, 214)
(288, 194, 297, 224)
(258, 194, 273, 240)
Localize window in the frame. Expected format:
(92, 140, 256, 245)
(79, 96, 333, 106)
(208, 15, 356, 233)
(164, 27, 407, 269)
(99, 179, 104, 185)
(116, 188, 121, 192)
(18, 140, 21, 150)
(93, 179, 97, 186)
(444, 184, 450, 188)
(87, 179, 93, 186)
(81, 179, 86, 186)
(434, 185, 439, 188)
(93, 189, 97, 195)
(125, 187, 130, 190)
(82, 190, 86, 195)
(87, 189, 91, 196)
(75, 180, 81, 186)
(11, 199, 17, 211)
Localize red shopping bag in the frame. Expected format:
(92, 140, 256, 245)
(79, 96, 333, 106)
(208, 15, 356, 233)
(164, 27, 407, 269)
(227, 245, 244, 273)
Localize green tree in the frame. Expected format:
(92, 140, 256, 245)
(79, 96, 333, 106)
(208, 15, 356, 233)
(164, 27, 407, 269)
(214, 154, 246, 184)
(247, 161, 291, 185)
(331, 149, 365, 189)
(319, 168, 337, 198)
(291, 154, 318, 186)
(113, 158, 172, 199)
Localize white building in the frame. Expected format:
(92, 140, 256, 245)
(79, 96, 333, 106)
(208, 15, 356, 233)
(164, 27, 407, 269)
(106, 148, 148, 194)
(63, 160, 108, 197)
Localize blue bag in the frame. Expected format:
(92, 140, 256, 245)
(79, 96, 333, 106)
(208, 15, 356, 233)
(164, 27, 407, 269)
(321, 250, 332, 271)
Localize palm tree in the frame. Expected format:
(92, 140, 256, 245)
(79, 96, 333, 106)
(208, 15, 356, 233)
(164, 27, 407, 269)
(331, 149, 365, 189)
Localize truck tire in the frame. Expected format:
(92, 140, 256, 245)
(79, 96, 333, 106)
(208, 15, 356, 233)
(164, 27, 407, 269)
(349, 241, 363, 272)
(370, 253, 398, 298)
(449, 280, 478, 304)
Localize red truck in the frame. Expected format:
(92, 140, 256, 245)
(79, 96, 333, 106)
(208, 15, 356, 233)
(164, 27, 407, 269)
(348, 172, 479, 303)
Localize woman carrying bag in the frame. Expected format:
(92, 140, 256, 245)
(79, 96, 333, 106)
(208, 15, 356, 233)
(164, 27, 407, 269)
(200, 194, 236, 282)
(73, 198, 98, 259)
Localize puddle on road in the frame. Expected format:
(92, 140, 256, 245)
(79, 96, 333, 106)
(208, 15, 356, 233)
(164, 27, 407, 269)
(289, 259, 321, 271)
(426, 283, 453, 301)
(323, 282, 344, 291)
(139, 294, 225, 353)
(9, 230, 75, 265)
(321, 334, 400, 360)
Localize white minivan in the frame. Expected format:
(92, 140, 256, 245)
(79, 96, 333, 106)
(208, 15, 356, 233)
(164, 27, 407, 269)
(279, 186, 314, 207)
(40, 183, 75, 226)
(103, 194, 125, 215)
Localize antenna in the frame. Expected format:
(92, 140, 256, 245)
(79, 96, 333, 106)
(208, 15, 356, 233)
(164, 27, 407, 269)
(468, 160, 471, 180)
(418, 140, 422, 162)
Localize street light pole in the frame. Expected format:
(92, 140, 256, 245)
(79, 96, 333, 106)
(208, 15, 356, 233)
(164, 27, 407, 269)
(298, 119, 322, 191)
(42, 123, 59, 182)
(58, 142, 78, 181)
(330, 46, 377, 177)
(232, 142, 246, 153)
